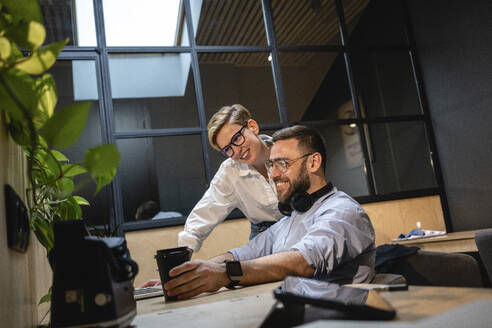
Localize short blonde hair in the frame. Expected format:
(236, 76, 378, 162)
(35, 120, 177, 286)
(208, 104, 252, 151)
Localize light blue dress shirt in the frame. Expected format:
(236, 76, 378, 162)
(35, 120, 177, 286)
(229, 187, 376, 284)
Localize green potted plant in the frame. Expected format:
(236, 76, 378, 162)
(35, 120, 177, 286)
(0, 0, 120, 306)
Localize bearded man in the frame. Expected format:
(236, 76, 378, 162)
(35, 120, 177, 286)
(162, 125, 376, 300)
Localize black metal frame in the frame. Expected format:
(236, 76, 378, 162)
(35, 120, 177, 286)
(49, 0, 450, 233)
(401, 0, 452, 232)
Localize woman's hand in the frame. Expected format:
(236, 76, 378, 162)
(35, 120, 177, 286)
(139, 278, 162, 288)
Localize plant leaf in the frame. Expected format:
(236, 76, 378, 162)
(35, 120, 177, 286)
(84, 145, 120, 176)
(5, 40, 23, 65)
(6, 119, 31, 147)
(32, 166, 52, 186)
(14, 39, 67, 75)
(0, 11, 12, 32)
(51, 149, 68, 162)
(39, 293, 50, 304)
(39, 288, 52, 305)
(41, 149, 62, 177)
(35, 73, 57, 121)
(55, 177, 74, 199)
(62, 164, 87, 177)
(41, 101, 91, 149)
(0, 36, 11, 59)
(6, 20, 46, 50)
(0, 69, 36, 122)
(57, 196, 82, 221)
(33, 146, 48, 163)
(84, 144, 119, 193)
(31, 213, 54, 252)
(93, 172, 116, 194)
(1, 0, 43, 23)
(73, 195, 90, 206)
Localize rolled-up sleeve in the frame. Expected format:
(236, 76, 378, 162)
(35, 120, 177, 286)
(290, 206, 374, 276)
(229, 223, 276, 260)
(178, 165, 238, 252)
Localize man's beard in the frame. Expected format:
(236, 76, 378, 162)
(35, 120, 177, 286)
(277, 163, 311, 204)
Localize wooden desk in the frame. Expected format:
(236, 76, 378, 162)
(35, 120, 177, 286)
(393, 228, 492, 253)
(134, 283, 280, 327)
(133, 283, 492, 327)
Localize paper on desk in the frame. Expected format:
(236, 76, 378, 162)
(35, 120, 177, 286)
(133, 293, 275, 328)
(392, 230, 446, 242)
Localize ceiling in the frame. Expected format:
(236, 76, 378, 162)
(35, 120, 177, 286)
(196, 0, 370, 67)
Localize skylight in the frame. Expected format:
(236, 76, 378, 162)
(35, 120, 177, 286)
(102, 0, 182, 46)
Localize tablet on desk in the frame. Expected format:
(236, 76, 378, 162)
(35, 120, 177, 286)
(261, 276, 396, 327)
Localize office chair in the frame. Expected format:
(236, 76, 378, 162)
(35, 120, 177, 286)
(378, 248, 483, 287)
(475, 230, 492, 285)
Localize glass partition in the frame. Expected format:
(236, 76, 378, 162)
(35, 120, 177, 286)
(279, 51, 351, 122)
(108, 53, 199, 131)
(318, 123, 370, 197)
(117, 135, 207, 222)
(347, 0, 408, 47)
(352, 51, 422, 117)
(40, 0, 443, 230)
(198, 52, 279, 124)
(49, 60, 109, 226)
(369, 121, 437, 194)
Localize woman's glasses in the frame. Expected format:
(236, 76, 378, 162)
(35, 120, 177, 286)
(220, 123, 248, 158)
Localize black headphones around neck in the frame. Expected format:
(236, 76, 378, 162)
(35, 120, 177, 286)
(278, 182, 334, 216)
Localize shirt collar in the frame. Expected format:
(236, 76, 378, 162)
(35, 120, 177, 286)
(289, 185, 338, 216)
(314, 185, 337, 205)
(237, 162, 254, 177)
(259, 134, 273, 147)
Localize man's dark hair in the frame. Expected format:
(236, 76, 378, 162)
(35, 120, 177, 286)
(272, 125, 327, 169)
(135, 200, 160, 220)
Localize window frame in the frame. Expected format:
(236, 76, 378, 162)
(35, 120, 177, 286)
(47, 0, 451, 234)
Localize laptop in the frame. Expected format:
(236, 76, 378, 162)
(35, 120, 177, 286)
(133, 286, 164, 300)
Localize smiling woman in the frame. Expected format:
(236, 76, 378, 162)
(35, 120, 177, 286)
(214, 120, 268, 172)
(177, 104, 283, 253)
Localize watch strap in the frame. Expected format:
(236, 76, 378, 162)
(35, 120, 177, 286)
(226, 281, 238, 290)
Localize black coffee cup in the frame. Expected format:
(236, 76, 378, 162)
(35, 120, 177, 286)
(154, 246, 191, 301)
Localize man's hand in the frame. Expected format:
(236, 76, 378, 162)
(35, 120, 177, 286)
(163, 259, 230, 300)
(139, 279, 161, 288)
(209, 252, 234, 263)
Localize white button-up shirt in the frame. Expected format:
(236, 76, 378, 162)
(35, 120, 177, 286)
(178, 156, 283, 252)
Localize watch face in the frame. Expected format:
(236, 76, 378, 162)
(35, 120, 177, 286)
(227, 261, 243, 277)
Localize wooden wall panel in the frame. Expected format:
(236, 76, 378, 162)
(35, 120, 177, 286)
(362, 195, 445, 246)
(0, 122, 51, 327)
(127, 219, 250, 287)
(127, 195, 445, 287)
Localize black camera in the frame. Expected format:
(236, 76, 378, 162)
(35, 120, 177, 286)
(50, 220, 138, 328)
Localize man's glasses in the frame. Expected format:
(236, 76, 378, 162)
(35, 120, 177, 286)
(220, 123, 248, 158)
(265, 153, 313, 174)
